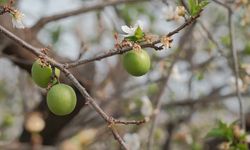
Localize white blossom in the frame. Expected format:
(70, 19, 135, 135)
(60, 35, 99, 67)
(11, 9, 25, 29)
(124, 133, 140, 150)
(121, 20, 144, 37)
(140, 95, 153, 117)
(175, 6, 186, 17)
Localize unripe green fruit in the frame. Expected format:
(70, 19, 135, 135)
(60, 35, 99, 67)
(122, 49, 151, 76)
(46, 84, 77, 116)
(31, 60, 60, 88)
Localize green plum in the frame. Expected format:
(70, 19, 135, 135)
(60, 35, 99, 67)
(122, 49, 151, 76)
(46, 84, 77, 116)
(31, 60, 60, 88)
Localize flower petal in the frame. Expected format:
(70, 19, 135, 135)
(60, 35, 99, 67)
(121, 25, 133, 34)
(135, 20, 144, 30)
(121, 34, 132, 37)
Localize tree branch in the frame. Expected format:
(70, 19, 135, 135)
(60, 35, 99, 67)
(64, 12, 201, 68)
(228, 8, 245, 130)
(147, 21, 198, 150)
(165, 90, 250, 108)
(0, 25, 128, 150)
(213, 0, 245, 130)
(31, 0, 148, 33)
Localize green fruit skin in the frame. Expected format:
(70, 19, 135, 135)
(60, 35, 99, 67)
(122, 50, 151, 76)
(31, 60, 60, 88)
(47, 84, 77, 116)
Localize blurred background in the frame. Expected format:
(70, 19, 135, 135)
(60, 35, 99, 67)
(0, 0, 250, 149)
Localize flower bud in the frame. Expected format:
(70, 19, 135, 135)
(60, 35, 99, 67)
(176, 6, 186, 17)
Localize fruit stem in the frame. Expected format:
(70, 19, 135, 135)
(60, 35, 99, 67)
(132, 43, 142, 52)
(46, 66, 60, 90)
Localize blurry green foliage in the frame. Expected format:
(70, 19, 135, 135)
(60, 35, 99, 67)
(207, 120, 234, 141)
(191, 142, 203, 150)
(154, 127, 164, 141)
(1, 114, 14, 127)
(147, 83, 159, 96)
(206, 120, 248, 150)
(50, 26, 61, 44)
(195, 71, 204, 81)
(243, 43, 250, 55)
(0, 0, 8, 4)
(220, 35, 230, 47)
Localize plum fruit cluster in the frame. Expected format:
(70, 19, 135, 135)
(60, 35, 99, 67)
(31, 60, 76, 116)
(122, 49, 151, 76)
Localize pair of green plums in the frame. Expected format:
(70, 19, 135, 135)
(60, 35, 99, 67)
(31, 60, 76, 116)
(31, 49, 150, 115)
(122, 49, 151, 76)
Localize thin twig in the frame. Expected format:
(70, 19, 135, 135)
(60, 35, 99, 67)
(64, 13, 201, 68)
(164, 90, 250, 108)
(112, 118, 146, 125)
(31, 0, 147, 33)
(228, 10, 245, 130)
(198, 21, 225, 56)
(213, 0, 245, 130)
(147, 48, 182, 150)
(147, 19, 198, 149)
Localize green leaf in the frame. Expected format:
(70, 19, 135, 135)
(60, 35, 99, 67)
(199, 0, 209, 9)
(125, 35, 138, 42)
(218, 120, 228, 128)
(219, 121, 233, 141)
(125, 27, 144, 42)
(188, 0, 197, 16)
(206, 120, 234, 141)
(134, 26, 144, 40)
(206, 128, 226, 138)
(188, 0, 209, 16)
